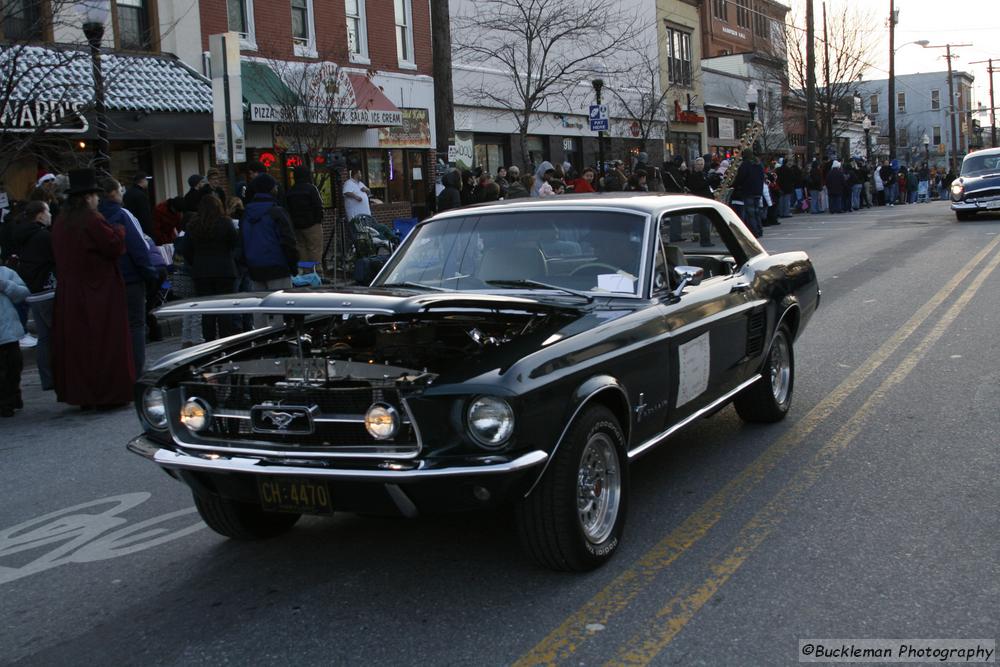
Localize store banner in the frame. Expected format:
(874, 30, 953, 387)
(209, 32, 246, 164)
(378, 108, 432, 148)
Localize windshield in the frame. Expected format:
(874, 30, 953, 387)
(376, 210, 648, 296)
(961, 154, 1000, 177)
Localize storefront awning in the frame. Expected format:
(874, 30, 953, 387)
(245, 61, 402, 128)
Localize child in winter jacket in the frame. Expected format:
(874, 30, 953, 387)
(0, 266, 30, 417)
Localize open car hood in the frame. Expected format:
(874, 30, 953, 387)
(154, 287, 590, 319)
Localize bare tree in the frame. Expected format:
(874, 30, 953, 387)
(603, 27, 677, 154)
(781, 4, 876, 152)
(452, 0, 640, 167)
(1, 0, 184, 189)
(253, 52, 382, 202)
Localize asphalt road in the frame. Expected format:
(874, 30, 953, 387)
(1, 200, 997, 666)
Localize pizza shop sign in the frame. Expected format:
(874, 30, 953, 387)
(0, 100, 89, 133)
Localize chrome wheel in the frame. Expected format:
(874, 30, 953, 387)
(770, 332, 792, 405)
(577, 432, 622, 544)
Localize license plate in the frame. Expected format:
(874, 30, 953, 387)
(258, 477, 333, 514)
(987, 200, 1000, 210)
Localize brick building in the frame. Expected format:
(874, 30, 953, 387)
(700, 0, 788, 59)
(196, 0, 437, 225)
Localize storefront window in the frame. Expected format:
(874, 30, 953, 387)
(386, 149, 405, 203)
(366, 151, 386, 200)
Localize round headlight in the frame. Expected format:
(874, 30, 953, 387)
(180, 397, 212, 432)
(467, 396, 514, 448)
(142, 387, 167, 430)
(365, 403, 399, 440)
(951, 181, 964, 197)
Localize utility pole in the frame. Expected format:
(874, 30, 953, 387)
(822, 2, 832, 153)
(805, 0, 816, 163)
(888, 0, 897, 160)
(970, 58, 997, 147)
(430, 0, 455, 165)
(924, 43, 973, 171)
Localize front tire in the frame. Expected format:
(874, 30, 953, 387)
(516, 405, 628, 572)
(735, 324, 794, 423)
(955, 211, 976, 221)
(193, 493, 301, 540)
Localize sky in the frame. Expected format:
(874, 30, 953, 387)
(786, 0, 998, 121)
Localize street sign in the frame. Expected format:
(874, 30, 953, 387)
(210, 32, 245, 165)
(589, 104, 608, 121)
(589, 104, 609, 132)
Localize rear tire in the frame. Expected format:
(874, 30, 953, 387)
(193, 493, 301, 540)
(735, 324, 794, 423)
(955, 211, 976, 221)
(516, 405, 628, 572)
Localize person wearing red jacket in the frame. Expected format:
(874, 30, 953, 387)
(152, 197, 184, 245)
(568, 167, 597, 193)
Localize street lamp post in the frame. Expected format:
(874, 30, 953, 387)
(746, 85, 758, 123)
(862, 116, 873, 165)
(591, 77, 605, 181)
(80, 0, 111, 177)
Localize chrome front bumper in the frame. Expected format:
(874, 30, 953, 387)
(127, 435, 548, 482)
(952, 198, 1000, 211)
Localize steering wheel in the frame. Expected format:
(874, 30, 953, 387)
(570, 262, 620, 276)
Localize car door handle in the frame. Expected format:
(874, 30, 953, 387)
(732, 281, 751, 293)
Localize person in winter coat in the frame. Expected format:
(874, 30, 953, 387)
(907, 167, 919, 204)
(152, 196, 184, 244)
(99, 177, 159, 373)
(285, 166, 325, 268)
(123, 172, 153, 236)
(241, 173, 298, 297)
(52, 169, 134, 408)
(825, 160, 845, 214)
(686, 158, 714, 198)
(460, 170, 478, 205)
(531, 161, 555, 197)
(504, 166, 528, 198)
(730, 149, 766, 237)
(436, 170, 462, 211)
(879, 160, 896, 207)
(873, 165, 885, 206)
(0, 264, 29, 417)
(495, 167, 510, 198)
(568, 167, 597, 193)
(11, 201, 55, 390)
(179, 194, 240, 341)
(537, 167, 557, 196)
(808, 160, 824, 213)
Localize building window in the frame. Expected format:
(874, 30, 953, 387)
(2, 0, 45, 41)
(712, 0, 727, 21)
(897, 92, 906, 113)
(394, 0, 415, 66)
(898, 127, 908, 147)
(735, 0, 750, 29)
(754, 7, 768, 38)
(290, 0, 315, 56)
(933, 125, 941, 145)
(708, 117, 720, 138)
(931, 89, 940, 110)
(870, 94, 878, 114)
(116, 0, 151, 50)
(227, 0, 256, 49)
(346, 0, 369, 63)
(665, 27, 692, 87)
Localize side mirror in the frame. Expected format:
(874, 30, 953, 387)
(671, 265, 704, 297)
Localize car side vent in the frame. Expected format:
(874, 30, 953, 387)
(746, 311, 766, 358)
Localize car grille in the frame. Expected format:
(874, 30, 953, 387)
(967, 188, 1000, 201)
(177, 381, 420, 457)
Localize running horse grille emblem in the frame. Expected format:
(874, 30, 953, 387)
(262, 411, 296, 430)
(250, 404, 317, 434)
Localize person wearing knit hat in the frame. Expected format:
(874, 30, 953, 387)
(241, 172, 298, 327)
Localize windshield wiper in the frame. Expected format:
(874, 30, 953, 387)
(484, 279, 594, 303)
(381, 281, 447, 291)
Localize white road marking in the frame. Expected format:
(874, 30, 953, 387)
(0, 492, 205, 585)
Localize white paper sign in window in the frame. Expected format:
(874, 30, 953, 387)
(676, 332, 710, 408)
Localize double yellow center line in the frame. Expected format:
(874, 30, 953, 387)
(516, 234, 1000, 666)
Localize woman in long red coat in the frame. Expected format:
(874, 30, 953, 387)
(51, 169, 135, 408)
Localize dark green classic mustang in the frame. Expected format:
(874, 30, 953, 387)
(128, 193, 819, 571)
